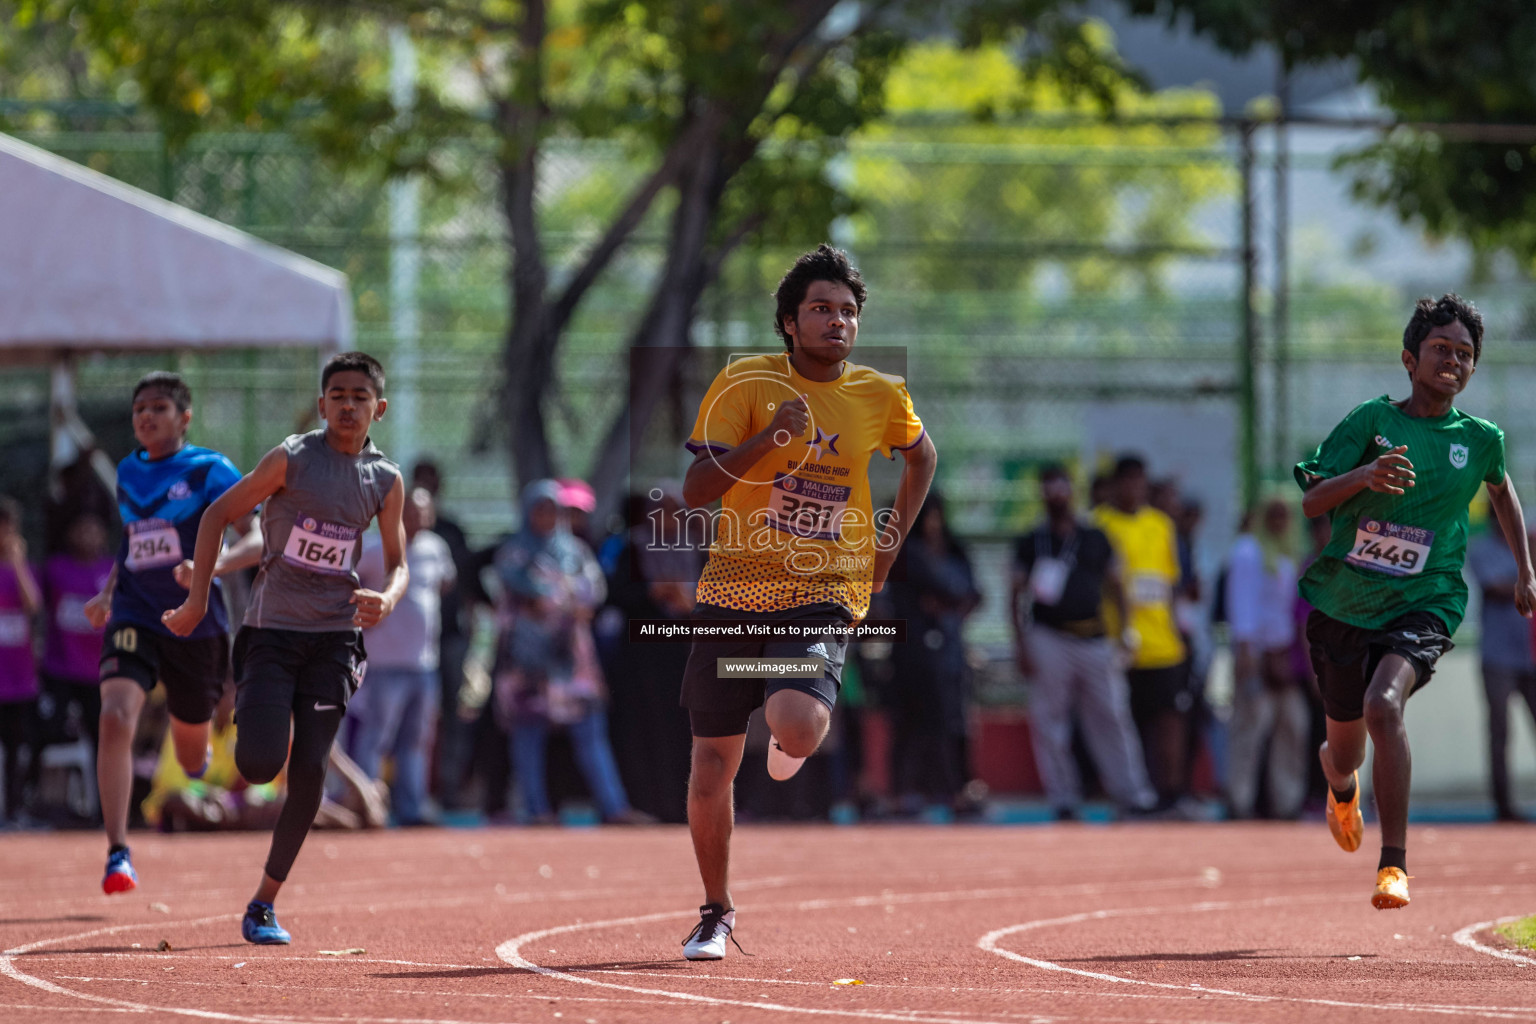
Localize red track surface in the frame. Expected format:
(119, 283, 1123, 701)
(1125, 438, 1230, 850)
(3, 823, 1535, 1023)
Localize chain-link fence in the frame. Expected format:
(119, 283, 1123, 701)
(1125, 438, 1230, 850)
(8, 119, 1536, 664)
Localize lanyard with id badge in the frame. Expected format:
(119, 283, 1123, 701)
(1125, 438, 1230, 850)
(283, 514, 360, 575)
(1346, 517, 1433, 576)
(1029, 529, 1078, 607)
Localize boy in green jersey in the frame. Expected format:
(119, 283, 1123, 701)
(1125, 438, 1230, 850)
(1297, 294, 1536, 909)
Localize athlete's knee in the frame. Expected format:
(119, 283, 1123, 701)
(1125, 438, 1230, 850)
(771, 710, 828, 759)
(236, 744, 286, 785)
(98, 701, 137, 739)
(1362, 691, 1404, 734)
(689, 744, 737, 801)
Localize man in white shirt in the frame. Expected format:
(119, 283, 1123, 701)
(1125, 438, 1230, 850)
(1224, 498, 1306, 819)
(351, 487, 456, 825)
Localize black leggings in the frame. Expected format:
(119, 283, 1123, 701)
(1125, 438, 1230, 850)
(0, 699, 35, 819)
(235, 700, 345, 883)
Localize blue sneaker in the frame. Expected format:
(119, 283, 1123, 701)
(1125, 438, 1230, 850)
(241, 901, 291, 945)
(102, 847, 137, 895)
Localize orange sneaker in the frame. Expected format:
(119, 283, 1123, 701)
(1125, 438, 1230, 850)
(1326, 772, 1363, 853)
(1372, 866, 1410, 909)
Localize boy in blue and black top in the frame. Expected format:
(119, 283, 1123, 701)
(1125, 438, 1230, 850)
(82, 371, 259, 895)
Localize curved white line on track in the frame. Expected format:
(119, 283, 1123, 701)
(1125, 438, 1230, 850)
(0, 913, 277, 1022)
(979, 897, 1536, 1020)
(497, 908, 1024, 1024)
(1453, 917, 1535, 967)
(1, 913, 532, 1024)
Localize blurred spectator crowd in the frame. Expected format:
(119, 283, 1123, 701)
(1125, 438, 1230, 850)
(2, 448, 1533, 832)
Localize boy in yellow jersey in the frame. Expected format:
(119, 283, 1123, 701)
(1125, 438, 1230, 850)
(1095, 455, 1191, 812)
(677, 244, 937, 960)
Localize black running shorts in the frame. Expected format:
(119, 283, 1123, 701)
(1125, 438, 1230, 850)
(233, 626, 367, 718)
(680, 602, 851, 738)
(99, 621, 229, 725)
(1306, 609, 1452, 722)
(1126, 661, 1193, 722)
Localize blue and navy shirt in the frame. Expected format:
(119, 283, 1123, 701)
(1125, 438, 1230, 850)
(111, 445, 242, 639)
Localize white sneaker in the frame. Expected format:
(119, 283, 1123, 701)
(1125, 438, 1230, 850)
(767, 737, 805, 781)
(682, 903, 737, 960)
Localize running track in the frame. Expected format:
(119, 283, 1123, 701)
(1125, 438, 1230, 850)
(2, 823, 1535, 1023)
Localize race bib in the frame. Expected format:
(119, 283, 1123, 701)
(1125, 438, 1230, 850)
(768, 473, 852, 541)
(1128, 572, 1172, 607)
(1029, 556, 1071, 606)
(283, 514, 359, 576)
(1346, 518, 1433, 576)
(0, 610, 28, 647)
(125, 518, 182, 572)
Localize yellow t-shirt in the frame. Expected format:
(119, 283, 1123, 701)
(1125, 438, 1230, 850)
(140, 721, 241, 826)
(686, 352, 925, 621)
(1093, 504, 1187, 669)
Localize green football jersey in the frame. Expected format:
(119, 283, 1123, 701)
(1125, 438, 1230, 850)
(1294, 394, 1506, 633)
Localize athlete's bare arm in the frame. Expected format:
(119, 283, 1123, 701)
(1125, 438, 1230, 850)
(682, 396, 809, 508)
(83, 563, 118, 630)
(1104, 556, 1132, 648)
(1010, 562, 1033, 675)
(1300, 444, 1415, 519)
(4, 534, 40, 617)
(1487, 473, 1536, 618)
(171, 513, 262, 589)
(162, 447, 289, 636)
(352, 476, 409, 629)
(871, 432, 938, 593)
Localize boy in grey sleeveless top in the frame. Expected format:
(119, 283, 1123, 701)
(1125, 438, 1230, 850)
(165, 352, 408, 946)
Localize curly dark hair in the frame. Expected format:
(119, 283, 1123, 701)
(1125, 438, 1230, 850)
(1403, 293, 1484, 364)
(321, 351, 387, 396)
(772, 243, 867, 351)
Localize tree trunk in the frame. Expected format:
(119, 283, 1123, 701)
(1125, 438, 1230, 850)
(498, 0, 556, 492)
(587, 116, 734, 523)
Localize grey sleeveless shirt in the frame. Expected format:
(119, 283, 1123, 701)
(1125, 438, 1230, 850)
(245, 430, 400, 632)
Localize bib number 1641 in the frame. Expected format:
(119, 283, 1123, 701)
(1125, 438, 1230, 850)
(282, 515, 359, 576)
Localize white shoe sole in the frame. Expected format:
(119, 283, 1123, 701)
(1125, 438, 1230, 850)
(684, 945, 725, 960)
(767, 739, 806, 781)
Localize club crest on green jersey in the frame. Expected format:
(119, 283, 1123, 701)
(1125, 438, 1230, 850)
(1449, 443, 1469, 469)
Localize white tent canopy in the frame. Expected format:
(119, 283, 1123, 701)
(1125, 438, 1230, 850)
(0, 131, 351, 360)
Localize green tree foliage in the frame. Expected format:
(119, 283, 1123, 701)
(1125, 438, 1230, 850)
(850, 35, 1224, 297)
(1120, 0, 1536, 268)
(0, 1, 1204, 509)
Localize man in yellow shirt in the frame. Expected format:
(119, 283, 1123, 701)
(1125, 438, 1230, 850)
(1094, 455, 1191, 811)
(677, 245, 937, 960)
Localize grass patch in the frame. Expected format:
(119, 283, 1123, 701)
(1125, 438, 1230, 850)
(1495, 916, 1536, 950)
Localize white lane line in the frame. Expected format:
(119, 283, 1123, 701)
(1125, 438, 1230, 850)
(0, 1002, 135, 1014)
(0, 912, 533, 1024)
(1452, 917, 1535, 967)
(496, 900, 1078, 1024)
(0, 872, 809, 1024)
(979, 896, 1536, 1021)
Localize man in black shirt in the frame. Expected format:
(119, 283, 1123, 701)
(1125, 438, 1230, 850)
(1011, 464, 1157, 819)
